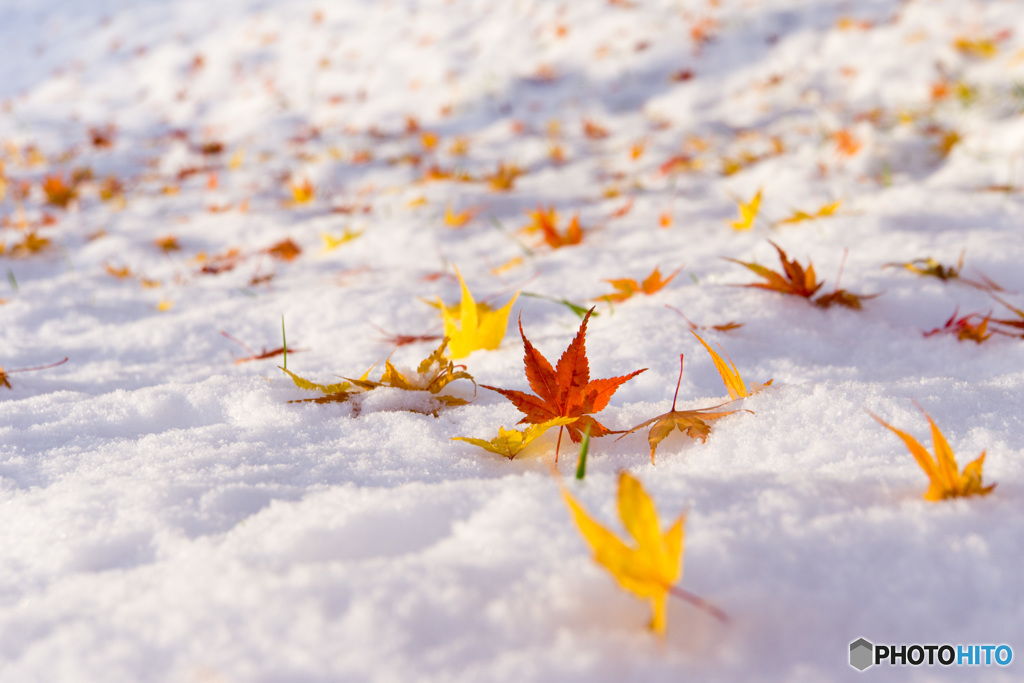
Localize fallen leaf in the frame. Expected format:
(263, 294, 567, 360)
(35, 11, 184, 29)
(777, 200, 841, 225)
(452, 417, 574, 459)
(833, 129, 861, 157)
(6, 231, 52, 257)
(42, 174, 77, 208)
(522, 205, 584, 249)
(884, 253, 1004, 292)
(280, 366, 354, 404)
(321, 228, 364, 252)
(729, 190, 761, 230)
(105, 263, 132, 279)
(444, 205, 480, 228)
(345, 337, 476, 411)
(482, 308, 645, 458)
(154, 235, 181, 252)
(485, 162, 522, 191)
(727, 241, 824, 299)
(728, 242, 873, 309)
(595, 266, 679, 303)
(222, 330, 306, 364)
(562, 471, 726, 635)
(582, 118, 610, 139)
(618, 354, 744, 463)
(953, 36, 998, 59)
(924, 309, 993, 343)
(290, 178, 315, 204)
(438, 267, 519, 358)
(872, 409, 995, 501)
(266, 238, 302, 261)
(691, 331, 772, 400)
(990, 294, 1024, 337)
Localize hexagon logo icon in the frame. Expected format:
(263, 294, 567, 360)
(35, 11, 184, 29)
(850, 638, 874, 671)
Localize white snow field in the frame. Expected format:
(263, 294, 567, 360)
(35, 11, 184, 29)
(2, 0, 1023, 681)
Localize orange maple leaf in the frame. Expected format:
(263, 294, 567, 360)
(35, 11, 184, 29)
(924, 309, 993, 343)
(833, 129, 861, 157)
(729, 242, 873, 309)
(266, 238, 302, 261)
(727, 241, 824, 299)
(42, 174, 77, 208)
(522, 205, 584, 249)
(582, 118, 610, 139)
(485, 162, 522, 191)
(482, 309, 645, 459)
(595, 266, 680, 304)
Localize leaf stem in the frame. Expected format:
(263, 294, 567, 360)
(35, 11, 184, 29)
(667, 585, 730, 624)
(7, 357, 69, 374)
(281, 316, 288, 370)
(575, 425, 591, 480)
(671, 354, 684, 411)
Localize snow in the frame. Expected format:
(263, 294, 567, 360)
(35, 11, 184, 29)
(2, 0, 1023, 680)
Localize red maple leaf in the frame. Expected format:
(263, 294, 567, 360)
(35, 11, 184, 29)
(482, 309, 645, 459)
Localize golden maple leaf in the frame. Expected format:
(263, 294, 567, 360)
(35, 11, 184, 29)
(872, 409, 996, 501)
(438, 267, 519, 358)
(691, 331, 772, 400)
(290, 179, 315, 204)
(562, 472, 686, 635)
(729, 189, 761, 230)
(320, 228, 364, 252)
(452, 417, 574, 460)
(777, 200, 841, 225)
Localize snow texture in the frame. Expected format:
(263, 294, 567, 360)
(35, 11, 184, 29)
(1, 0, 1023, 681)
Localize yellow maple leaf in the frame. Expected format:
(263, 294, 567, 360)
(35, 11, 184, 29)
(105, 263, 132, 279)
(692, 331, 772, 400)
(346, 337, 476, 409)
(290, 179, 315, 204)
(872, 410, 996, 502)
(443, 205, 478, 228)
(321, 228, 364, 252)
(439, 267, 519, 358)
(954, 36, 998, 59)
(280, 367, 353, 404)
(406, 195, 428, 208)
(8, 231, 52, 257)
(729, 189, 761, 230)
(777, 200, 841, 225)
(563, 472, 685, 635)
(452, 417, 574, 459)
(229, 148, 246, 170)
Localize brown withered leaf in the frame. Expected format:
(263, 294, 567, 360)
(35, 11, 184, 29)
(618, 355, 746, 464)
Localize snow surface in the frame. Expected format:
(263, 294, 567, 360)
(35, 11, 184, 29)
(2, 0, 1024, 681)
